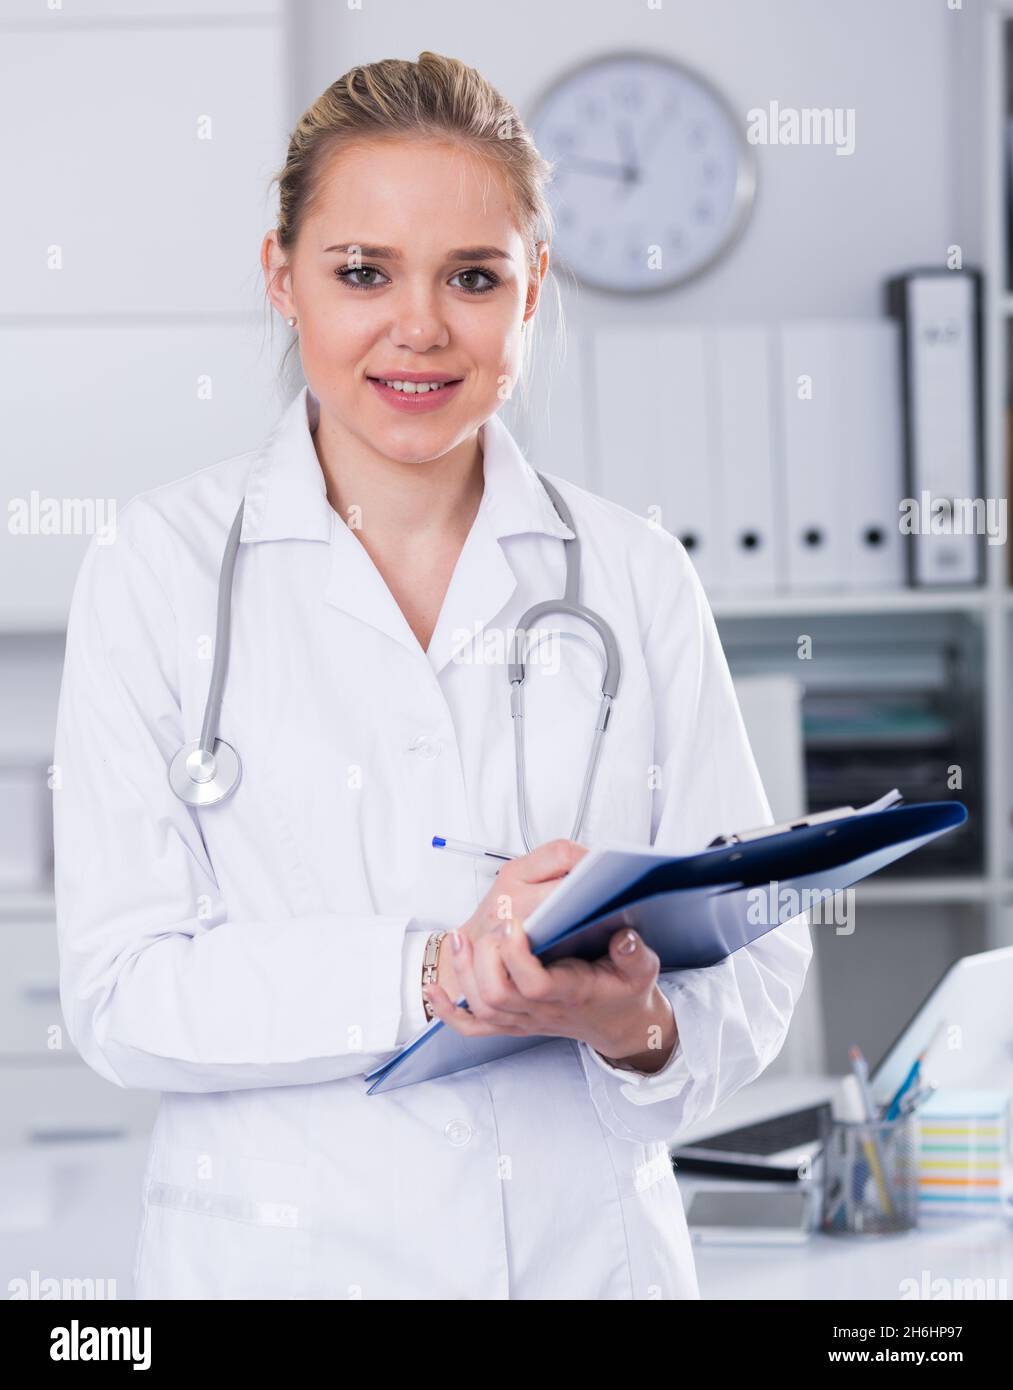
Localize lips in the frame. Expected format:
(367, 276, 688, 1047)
(366, 372, 464, 385)
(366, 375, 465, 413)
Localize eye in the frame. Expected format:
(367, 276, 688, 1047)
(333, 263, 501, 294)
(450, 267, 501, 294)
(334, 264, 391, 290)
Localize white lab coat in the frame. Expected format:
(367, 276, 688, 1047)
(53, 385, 812, 1300)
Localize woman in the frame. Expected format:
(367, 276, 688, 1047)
(53, 51, 812, 1300)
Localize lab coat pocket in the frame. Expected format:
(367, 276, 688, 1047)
(135, 1155, 316, 1300)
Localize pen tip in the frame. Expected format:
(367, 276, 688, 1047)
(432, 836, 445, 847)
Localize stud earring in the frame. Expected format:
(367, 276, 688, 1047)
(287, 316, 297, 327)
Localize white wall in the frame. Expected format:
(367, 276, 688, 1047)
(303, 0, 979, 325)
(0, 0, 291, 630)
(0, 0, 985, 626)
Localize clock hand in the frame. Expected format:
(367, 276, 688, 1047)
(615, 121, 641, 182)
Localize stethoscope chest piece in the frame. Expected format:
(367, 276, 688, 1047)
(168, 738, 242, 807)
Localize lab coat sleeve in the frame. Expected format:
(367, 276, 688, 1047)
(53, 517, 426, 1093)
(575, 535, 813, 1143)
(396, 927, 432, 1044)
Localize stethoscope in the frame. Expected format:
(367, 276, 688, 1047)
(168, 472, 622, 853)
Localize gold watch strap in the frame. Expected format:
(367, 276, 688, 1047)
(421, 931, 447, 1022)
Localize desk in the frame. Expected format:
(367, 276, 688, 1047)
(676, 1074, 1013, 1300)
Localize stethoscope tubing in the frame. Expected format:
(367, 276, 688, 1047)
(170, 469, 623, 843)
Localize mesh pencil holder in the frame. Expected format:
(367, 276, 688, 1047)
(819, 1112, 919, 1235)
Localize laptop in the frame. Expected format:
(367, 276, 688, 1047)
(669, 945, 1013, 1181)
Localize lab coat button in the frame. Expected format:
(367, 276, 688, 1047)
(444, 1119, 473, 1146)
(408, 735, 443, 759)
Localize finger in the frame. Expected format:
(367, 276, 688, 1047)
(449, 928, 534, 1030)
(471, 927, 534, 1017)
(490, 841, 588, 934)
(508, 838, 587, 887)
(422, 982, 529, 1038)
(483, 876, 575, 939)
(497, 919, 563, 1003)
(606, 929, 660, 986)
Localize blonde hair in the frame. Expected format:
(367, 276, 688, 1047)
(266, 51, 563, 413)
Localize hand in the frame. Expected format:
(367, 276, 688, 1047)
(435, 838, 588, 1004)
(426, 919, 678, 1074)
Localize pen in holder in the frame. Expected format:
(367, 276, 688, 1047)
(820, 1111, 919, 1235)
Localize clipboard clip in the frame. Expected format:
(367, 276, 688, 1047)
(706, 789, 904, 849)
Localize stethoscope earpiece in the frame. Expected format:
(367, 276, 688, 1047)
(168, 737, 242, 807)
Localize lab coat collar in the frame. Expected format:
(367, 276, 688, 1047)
(240, 385, 574, 545)
(240, 385, 575, 673)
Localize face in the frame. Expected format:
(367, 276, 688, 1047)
(263, 138, 549, 465)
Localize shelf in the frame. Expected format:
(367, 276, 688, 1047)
(854, 877, 990, 905)
(710, 588, 991, 619)
(0, 889, 55, 918)
(6, 586, 1010, 633)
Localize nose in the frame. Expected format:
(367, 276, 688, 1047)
(388, 288, 450, 352)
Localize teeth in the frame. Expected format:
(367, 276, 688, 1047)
(379, 379, 447, 394)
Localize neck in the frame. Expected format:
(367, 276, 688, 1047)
(311, 409, 485, 554)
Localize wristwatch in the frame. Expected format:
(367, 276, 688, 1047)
(421, 930, 447, 1022)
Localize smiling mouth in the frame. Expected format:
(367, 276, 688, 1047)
(366, 377, 464, 395)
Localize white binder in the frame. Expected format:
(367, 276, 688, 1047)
(592, 325, 718, 589)
(835, 321, 906, 590)
(887, 270, 983, 586)
(779, 321, 906, 591)
(709, 327, 780, 593)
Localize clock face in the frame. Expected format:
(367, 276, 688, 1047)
(529, 53, 755, 293)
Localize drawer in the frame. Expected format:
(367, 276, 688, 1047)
(0, 766, 51, 891)
(0, 916, 68, 1057)
(0, 1060, 159, 1146)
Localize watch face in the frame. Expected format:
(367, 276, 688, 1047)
(530, 52, 755, 293)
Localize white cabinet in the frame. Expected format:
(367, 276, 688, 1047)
(0, 914, 158, 1145)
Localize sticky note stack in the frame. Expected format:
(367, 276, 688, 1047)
(917, 1089, 1011, 1214)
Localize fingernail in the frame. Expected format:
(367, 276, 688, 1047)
(450, 930, 463, 955)
(618, 931, 637, 955)
(496, 919, 513, 937)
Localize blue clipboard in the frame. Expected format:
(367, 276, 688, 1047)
(364, 799, 967, 1095)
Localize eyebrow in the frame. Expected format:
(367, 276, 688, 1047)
(322, 243, 513, 262)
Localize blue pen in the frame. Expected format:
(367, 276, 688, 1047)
(885, 1058, 921, 1122)
(898, 1082, 937, 1119)
(432, 835, 519, 863)
(884, 1020, 946, 1120)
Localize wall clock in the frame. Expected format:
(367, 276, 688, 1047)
(529, 52, 756, 293)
